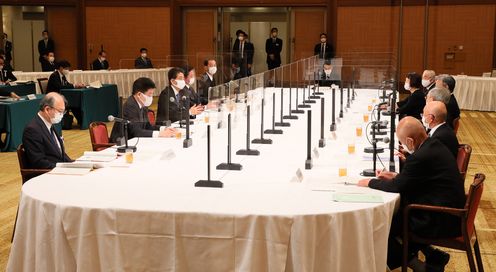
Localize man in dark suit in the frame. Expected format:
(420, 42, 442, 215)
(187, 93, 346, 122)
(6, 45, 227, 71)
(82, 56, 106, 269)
(265, 27, 283, 70)
(0, 56, 17, 83)
(314, 33, 334, 60)
(46, 60, 84, 93)
(198, 58, 217, 102)
(435, 75, 461, 129)
(423, 101, 459, 158)
(110, 77, 176, 143)
(421, 70, 436, 95)
(22, 92, 72, 169)
(319, 60, 341, 87)
(38, 30, 55, 63)
(182, 65, 207, 107)
(92, 50, 110, 70)
(156, 67, 203, 124)
(358, 117, 465, 271)
(134, 48, 153, 69)
(41, 52, 56, 72)
(232, 30, 254, 78)
(2, 33, 13, 66)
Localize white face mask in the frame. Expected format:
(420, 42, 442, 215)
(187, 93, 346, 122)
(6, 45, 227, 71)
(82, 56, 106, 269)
(422, 79, 431, 87)
(421, 116, 430, 129)
(188, 77, 195, 86)
(238, 36, 244, 41)
(404, 83, 411, 91)
(100, 57, 106, 61)
(324, 69, 332, 76)
(48, 56, 55, 62)
(141, 93, 153, 107)
(51, 111, 64, 124)
(401, 143, 414, 154)
(175, 79, 186, 90)
(208, 66, 217, 75)
(141, 53, 147, 58)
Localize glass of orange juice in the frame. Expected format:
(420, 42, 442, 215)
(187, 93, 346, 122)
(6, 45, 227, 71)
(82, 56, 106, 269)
(338, 164, 348, 177)
(371, 98, 377, 104)
(363, 113, 369, 123)
(204, 112, 210, 123)
(356, 126, 363, 137)
(368, 105, 373, 111)
(175, 131, 182, 139)
(125, 149, 134, 164)
(348, 143, 356, 154)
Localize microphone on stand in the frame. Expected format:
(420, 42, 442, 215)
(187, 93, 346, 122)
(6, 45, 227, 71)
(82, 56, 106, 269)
(364, 120, 388, 153)
(195, 125, 223, 188)
(217, 113, 242, 170)
(108, 115, 137, 153)
(182, 96, 192, 148)
(362, 134, 390, 177)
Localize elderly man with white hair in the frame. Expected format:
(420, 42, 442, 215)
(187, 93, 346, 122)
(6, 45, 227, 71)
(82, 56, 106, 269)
(435, 74, 461, 129)
(422, 70, 436, 94)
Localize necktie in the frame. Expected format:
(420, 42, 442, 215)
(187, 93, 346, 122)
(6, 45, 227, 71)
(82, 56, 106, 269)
(0, 70, 4, 82)
(176, 93, 181, 104)
(426, 128, 432, 135)
(322, 43, 326, 58)
(62, 75, 67, 86)
(240, 43, 244, 59)
(50, 127, 62, 155)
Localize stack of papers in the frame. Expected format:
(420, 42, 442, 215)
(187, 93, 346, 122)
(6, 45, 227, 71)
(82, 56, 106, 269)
(77, 151, 117, 162)
(332, 193, 384, 203)
(50, 162, 103, 175)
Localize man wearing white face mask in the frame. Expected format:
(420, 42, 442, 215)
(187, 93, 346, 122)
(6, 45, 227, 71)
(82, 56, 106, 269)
(319, 60, 340, 87)
(92, 50, 110, 70)
(422, 101, 459, 158)
(358, 116, 465, 271)
(182, 65, 208, 108)
(421, 70, 436, 95)
(157, 67, 203, 124)
(134, 48, 153, 69)
(199, 58, 217, 102)
(314, 33, 334, 60)
(110, 77, 176, 143)
(22, 92, 72, 169)
(41, 52, 56, 72)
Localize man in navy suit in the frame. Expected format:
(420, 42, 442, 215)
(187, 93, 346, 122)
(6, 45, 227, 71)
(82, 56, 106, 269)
(423, 101, 459, 158)
(22, 92, 72, 169)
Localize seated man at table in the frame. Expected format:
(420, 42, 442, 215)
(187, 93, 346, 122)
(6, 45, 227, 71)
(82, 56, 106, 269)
(41, 52, 57, 72)
(183, 64, 207, 106)
(423, 101, 459, 158)
(46, 60, 84, 93)
(134, 48, 153, 69)
(319, 60, 341, 87)
(435, 74, 460, 129)
(22, 92, 72, 169)
(92, 50, 110, 70)
(198, 59, 217, 103)
(0, 56, 17, 84)
(110, 77, 176, 143)
(156, 67, 203, 124)
(358, 117, 465, 271)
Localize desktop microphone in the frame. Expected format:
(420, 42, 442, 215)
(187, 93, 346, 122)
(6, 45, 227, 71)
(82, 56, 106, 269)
(108, 115, 130, 124)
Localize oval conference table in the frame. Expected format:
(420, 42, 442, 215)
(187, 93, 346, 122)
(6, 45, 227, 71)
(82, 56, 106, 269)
(8, 87, 399, 272)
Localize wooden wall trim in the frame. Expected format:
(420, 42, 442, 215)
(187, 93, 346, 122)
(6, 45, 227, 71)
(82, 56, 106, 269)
(0, 0, 77, 6)
(338, 0, 496, 6)
(79, 0, 86, 70)
(329, 0, 337, 54)
(84, 0, 171, 7)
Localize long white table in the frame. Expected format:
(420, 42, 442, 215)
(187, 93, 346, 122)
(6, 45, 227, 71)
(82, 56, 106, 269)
(8, 88, 399, 272)
(453, 76, 496, 111)
(13, 68, 171, 98)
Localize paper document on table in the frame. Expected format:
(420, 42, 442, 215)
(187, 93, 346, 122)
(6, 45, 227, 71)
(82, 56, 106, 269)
(89, 80, 103, 88)
(77, 151, 117, 162)
(332, 193, 384, 203)
(50, 167, 92, 175)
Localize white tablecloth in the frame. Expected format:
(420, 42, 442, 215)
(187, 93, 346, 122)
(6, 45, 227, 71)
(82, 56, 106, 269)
(13, 68, 171, 98)
(453, 76, 496, 111)
(8, 88, 400, 272)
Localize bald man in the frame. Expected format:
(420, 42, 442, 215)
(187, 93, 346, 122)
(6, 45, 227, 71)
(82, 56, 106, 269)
(358, 117, 464, 271)
(422, 69, 436, 94)
(22, 92, 72, 169)
(423, 101, 459, 158)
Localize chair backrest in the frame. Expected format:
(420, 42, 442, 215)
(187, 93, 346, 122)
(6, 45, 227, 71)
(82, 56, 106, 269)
(453, 117, 460, 135)
(465, 173, 485, 237)
(457, 144, 472, 181)
(17, 144, 28, 171)
(89, 122, 110, 151)
(482, 72, 491, 77)
(148, 109, 156, 126)
(37, 78, 49, 94)
(492, 69, 496, 77)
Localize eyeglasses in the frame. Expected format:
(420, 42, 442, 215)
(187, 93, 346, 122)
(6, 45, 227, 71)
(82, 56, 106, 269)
(50, 106, 66, 115)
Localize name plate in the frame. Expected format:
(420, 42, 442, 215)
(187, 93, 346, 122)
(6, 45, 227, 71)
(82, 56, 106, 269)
(27, 94, 37, 100)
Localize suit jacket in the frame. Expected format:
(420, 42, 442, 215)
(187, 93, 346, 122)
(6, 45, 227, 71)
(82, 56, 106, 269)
(369, 137, 465, 238)
(265, 37, 283, 65)
(198, 73, 215, 103)
(22, 114, 71, 169)
(446, 95, 461, 129)
(109, 96, 160, 143)
(38, 39, 55, 57)
(134, 57, 153, 69)
(4, 40, 13, 62)
(46, 71, 74, 93)
(92, 59, 109, 70)
(156, 86, 190, 124)
(319, 69, 341, 87)
(422, 82, 436, 95)
(398, 89, 425, 120)
(232, 40, 254, 65)
(314, 42, 335, 60)
(41, 59, 56, 72)
(0, 68, 17, 82)
(430, 123, 459, 158)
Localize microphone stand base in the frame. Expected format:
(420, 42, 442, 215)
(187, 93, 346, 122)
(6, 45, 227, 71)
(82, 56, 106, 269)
(339, 111, 344, 118)
(309, 95, 321, 99)
(305, 159, 313, 170)
(216, 163, 242, 171)
(264, 129, 283, 134)
(291, 109, 305, 114)
(314, 92, 324, 95)
(298, 104, 311, 108)
(236, 149, 260, 156)
(183, 138, 193, 148)
(304, 99, 317, 104)
(364, 147, 384, 153)
(330, 123, 337, 131)
(275, 122, 291, 127)
(382, 111, 392, 116)
(117, 145, 137, 153)
(195, 179, 223, 188)
(319, 138, 326, 148)
(252, 138, 272, 144)
(361, 169, 376, 177)
(370, 130, 388, 136)
(283, 115, 299, 120)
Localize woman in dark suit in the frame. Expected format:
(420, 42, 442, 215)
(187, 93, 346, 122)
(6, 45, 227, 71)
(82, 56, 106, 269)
(397, 72, 425, 120)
